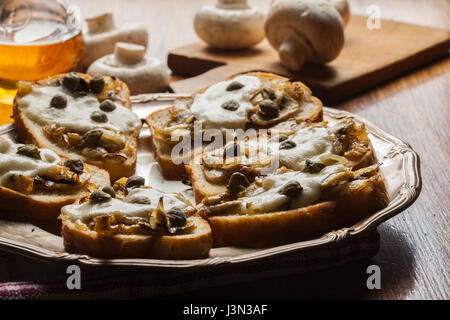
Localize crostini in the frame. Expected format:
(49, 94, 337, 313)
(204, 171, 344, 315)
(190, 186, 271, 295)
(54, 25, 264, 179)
(0, 137, 109, 221)
(13, 73, 142, 182)
(60, 176, 213, 259)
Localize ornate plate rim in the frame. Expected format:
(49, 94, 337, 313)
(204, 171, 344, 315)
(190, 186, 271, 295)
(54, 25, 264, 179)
(0, 94, 422, 269)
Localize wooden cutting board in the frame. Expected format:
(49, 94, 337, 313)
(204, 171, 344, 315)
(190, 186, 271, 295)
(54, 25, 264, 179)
(168, 15, 450, 104)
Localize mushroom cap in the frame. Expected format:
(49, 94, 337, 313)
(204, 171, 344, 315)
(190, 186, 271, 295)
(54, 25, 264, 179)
(80, 14, 149, 70)
(85, 13, 115, 34)
(114, 42, 146, 65)
(265, 0, 344, 68)
(194, 4, 265, 49)
(87, 54, 170, 95)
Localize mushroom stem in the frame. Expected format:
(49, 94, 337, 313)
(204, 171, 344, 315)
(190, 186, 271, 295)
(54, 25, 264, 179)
(86, 13, 115, 35)
(277, 34, 307, 72)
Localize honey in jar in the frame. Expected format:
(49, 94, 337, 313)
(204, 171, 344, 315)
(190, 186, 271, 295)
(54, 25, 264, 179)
(0, 0, 85, 125)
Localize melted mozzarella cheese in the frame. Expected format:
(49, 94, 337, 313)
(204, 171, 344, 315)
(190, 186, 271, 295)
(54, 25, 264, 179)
(241, 164, 346, 214)
(0, 137, 61, 186)
(190, 75, 261, 129)
(62, 187, 189, 221)
(278, 126, 337, 170)
(19, 86, 141, 134)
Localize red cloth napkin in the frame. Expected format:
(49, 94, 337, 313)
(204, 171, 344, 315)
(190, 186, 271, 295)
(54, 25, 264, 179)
(0, 230, 379, 299)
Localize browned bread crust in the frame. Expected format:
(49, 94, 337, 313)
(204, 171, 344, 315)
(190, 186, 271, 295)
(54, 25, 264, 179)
(188, 119, 376, 203)
(146, 72, 323, 179)
(0, 164, 109, 221)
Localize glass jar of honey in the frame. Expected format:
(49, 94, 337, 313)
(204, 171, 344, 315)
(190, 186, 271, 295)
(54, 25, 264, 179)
(0, 0, 85, 125)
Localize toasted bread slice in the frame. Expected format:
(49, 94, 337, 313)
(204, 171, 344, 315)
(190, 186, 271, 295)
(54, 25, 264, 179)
(13, 73, 142, 182)
(197, 166, 388, 247)
(207, 202, 336, 247)
(0, 137, 109, 221)
(189, 118, 376, 203)
(60, 176, 212, 259)
(147, 98, 194, 180)
(145, 72, 322, 179)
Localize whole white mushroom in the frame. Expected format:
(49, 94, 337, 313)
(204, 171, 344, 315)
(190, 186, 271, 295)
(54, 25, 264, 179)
(80, 13, 148, 70)
(87, 42, 171, 95)
(194, 0, 265, 49)
(265, 0, 345, 72)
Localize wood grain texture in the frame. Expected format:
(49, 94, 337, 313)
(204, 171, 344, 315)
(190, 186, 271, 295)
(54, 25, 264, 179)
(168, 16, 450, 104)
(49, 0, 450, 299)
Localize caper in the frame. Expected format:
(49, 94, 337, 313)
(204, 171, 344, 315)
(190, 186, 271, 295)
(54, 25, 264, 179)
(227, 172, 250, 195)
(64, 159, 84, 174)
(166, 207, 187, 228)
(91, 111, 108, 123)
(278, 181, 303, 198)
(126, 175, 145, 189)
(226, 81, 244, 91)
(50, 95, 67, 109)
(277, 135, 289, 142)
(223, 142, 240, 159)
(129, 196, 151, 204)
(62, 73, 80, 91)
(89, 189, 111, 203)
(279, 140, 296, 150)
(305, 159, 325, 173)
(259, 99, 279, 119)
(99, 100, 116, 112)
(102, 186, 116, 198)
(89, 76, 105, 94)
(262, 86, 276, 100)
(221, 99, 240, 111)
(83, 129, 103, 147)
(17, 145, 41, 160)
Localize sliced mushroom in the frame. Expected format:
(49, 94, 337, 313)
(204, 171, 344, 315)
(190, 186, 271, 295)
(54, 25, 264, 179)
(198, 200, 243, 217)
(203, 168, 227, 184)
(265, 0, 344, 71)
(194, 0, 265, 49)
(250, 94, 300, 127)
(7, 174, 34, 194)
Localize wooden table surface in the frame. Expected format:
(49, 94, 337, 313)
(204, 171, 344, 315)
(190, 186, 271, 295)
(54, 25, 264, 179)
(69, 0, 449, 300)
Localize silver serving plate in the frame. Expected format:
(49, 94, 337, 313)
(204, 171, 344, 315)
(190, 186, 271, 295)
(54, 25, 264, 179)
(0, 94, 421, 269)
